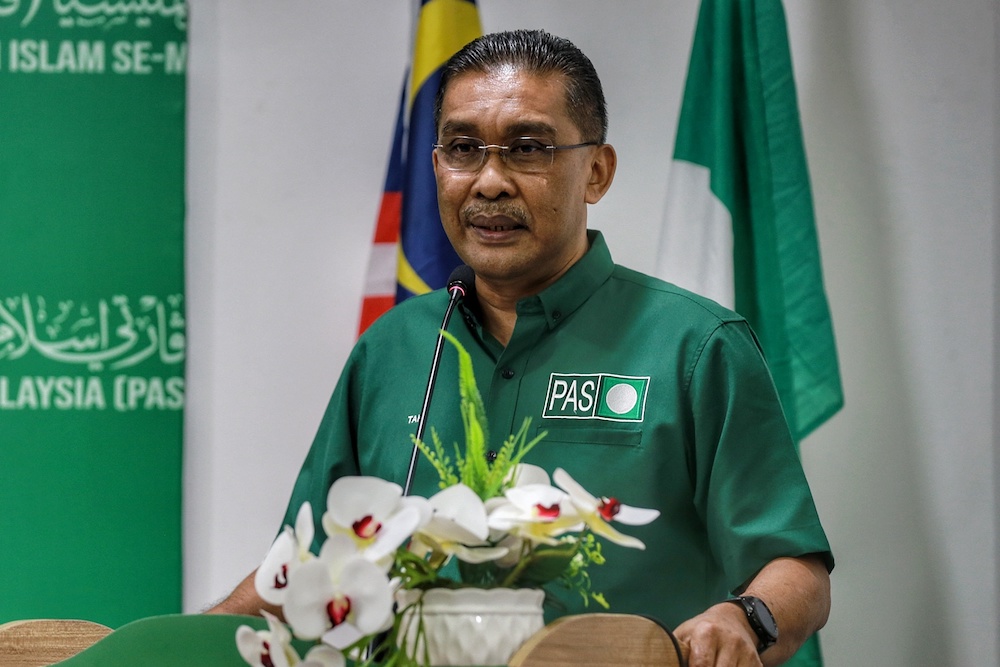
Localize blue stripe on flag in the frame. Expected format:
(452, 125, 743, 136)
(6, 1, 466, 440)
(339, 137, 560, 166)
(398, 68, 462, 301)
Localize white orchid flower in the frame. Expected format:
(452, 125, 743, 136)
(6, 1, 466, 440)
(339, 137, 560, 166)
(321, 476, 430, 568)
(282, 533, 395, 646)
(552, 468, 660, 550)
(255, 502, 318, 606)
(236, 610, 345, 667)
(236, 611, 296, 667)
(411, 483, 509, 564)
(481, 464, 549, 562)
(487, 483, 583, 546)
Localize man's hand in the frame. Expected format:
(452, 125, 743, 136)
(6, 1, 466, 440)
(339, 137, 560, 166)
(203, 569, 281, 618)
(674, 601, 763, 667)
(674, 554, 830, 667)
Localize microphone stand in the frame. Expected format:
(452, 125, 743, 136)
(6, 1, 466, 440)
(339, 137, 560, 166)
(402, 266, 473, 497)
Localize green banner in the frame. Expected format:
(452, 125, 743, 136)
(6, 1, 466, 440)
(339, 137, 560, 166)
(0, 1, 186, 627)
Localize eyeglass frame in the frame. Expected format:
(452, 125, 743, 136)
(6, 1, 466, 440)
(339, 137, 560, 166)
(432, 136, 600, 173)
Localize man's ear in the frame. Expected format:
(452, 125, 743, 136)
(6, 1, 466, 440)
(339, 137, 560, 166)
(585, 143, 617, 204)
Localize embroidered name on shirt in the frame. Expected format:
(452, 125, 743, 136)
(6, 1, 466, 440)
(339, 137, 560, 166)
(543, 373, 649, 422)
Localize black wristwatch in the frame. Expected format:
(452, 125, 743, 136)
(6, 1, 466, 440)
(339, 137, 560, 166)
(726, 595, 779, 653)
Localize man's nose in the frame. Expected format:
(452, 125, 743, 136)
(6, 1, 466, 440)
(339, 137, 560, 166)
(471, 149, 516, 199)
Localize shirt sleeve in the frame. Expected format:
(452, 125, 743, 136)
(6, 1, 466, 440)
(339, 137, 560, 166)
(685, 319, 833, 590)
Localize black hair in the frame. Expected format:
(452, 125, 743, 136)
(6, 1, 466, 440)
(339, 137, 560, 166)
(434, 29, 608, 143)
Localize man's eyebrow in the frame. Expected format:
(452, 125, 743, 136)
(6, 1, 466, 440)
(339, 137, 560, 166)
(438, 120, 478, 137)
(438, 120, 560, 140)
(506, 121, 558, 139)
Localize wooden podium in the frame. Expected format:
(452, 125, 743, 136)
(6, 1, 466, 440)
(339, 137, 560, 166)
(509, 613, 686, 667)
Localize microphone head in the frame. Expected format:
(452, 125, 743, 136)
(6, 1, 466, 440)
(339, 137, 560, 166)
(447, 264, 476, 301)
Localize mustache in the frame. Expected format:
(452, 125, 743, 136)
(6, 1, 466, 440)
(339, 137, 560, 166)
(461, 202, 529, 226)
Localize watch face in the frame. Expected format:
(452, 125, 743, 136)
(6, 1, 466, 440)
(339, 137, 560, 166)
(727, 595, 779, 651)
(749, 597, 779, 638)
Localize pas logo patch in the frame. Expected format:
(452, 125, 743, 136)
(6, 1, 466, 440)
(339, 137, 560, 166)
(543, 373, 649, 422)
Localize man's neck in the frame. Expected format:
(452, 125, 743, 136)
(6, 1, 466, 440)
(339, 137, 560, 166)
(472, 241, 590, 346)
(475, 284, 519, 347)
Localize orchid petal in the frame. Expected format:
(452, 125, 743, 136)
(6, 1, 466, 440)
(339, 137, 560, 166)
(302, 644, 346, 667)
(586, 516, 648, 549)
(362, 503, 425, 566)
(510, 463, 550, 487)
(293, 502, 316, 551)
(504, 484, 568, 515)
(315, 533, 362, 578)
(322, 623, 364, 652)
(402, 494, 434, 529)
(448, 543, 509, 563)
(236, 611, 298, 667)
(337, 557, 395, 634)
(420, 518, 484, 545)
(261, 610, 293, 646)
(255, 529, 297, 606)
(429, 484, 490, 540)
(235, 625, 268, 667)
(552, 468, 598, 507)
(613, 504, 660, 526)
(493, 534, 525, 568)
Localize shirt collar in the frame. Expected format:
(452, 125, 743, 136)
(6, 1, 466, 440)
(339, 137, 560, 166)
(459, 229, 615, 338)
(518, 229, 614, 329)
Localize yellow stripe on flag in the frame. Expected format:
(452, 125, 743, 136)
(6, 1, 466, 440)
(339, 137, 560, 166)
(396, 244, 434, 295)
(410, 0, 481, 106)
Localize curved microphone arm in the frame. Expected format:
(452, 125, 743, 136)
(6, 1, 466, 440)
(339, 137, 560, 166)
(402, 265, 474, 496)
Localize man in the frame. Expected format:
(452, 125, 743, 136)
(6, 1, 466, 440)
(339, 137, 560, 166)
(211, 29, 832, 667)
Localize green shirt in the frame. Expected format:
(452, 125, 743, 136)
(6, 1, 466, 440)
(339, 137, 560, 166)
(283, 230, 832, 627)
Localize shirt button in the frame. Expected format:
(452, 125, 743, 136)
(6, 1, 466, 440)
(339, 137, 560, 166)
(552, 310, 562, 320)
(485, 450, 498, 463)
(501, 368, 515, 379)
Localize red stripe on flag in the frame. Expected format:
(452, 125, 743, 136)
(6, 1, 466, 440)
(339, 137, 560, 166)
(357, 294, 395, 336)
(374, 191, 402, 244)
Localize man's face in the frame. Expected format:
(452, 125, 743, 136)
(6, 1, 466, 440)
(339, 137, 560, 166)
(433, 68, 614, 295)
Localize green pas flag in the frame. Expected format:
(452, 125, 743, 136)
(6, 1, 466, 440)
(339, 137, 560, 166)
(656, 2, 842, 664)
(0, 3, 186, 627)
(657, 0, 843, 443)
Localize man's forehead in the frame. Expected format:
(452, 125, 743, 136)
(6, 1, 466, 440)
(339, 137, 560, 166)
(438, 68, 573, 138)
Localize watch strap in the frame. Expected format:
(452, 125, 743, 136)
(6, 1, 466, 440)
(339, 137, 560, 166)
(726, 595, 778, 653)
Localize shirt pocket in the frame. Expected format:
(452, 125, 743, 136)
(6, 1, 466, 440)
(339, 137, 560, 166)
(536, 425, 643, 448)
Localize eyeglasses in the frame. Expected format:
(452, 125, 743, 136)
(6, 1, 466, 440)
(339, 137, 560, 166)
(433, 136, 599, 173)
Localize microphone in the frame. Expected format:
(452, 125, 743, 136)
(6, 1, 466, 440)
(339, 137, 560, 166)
(402, 265, 475, 496)
(446, 264, 475, 303)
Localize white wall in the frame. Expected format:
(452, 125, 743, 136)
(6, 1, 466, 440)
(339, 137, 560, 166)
(184, 2, 999, 665)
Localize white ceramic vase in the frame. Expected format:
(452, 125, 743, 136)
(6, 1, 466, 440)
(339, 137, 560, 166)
(395, 587, 545, 666)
